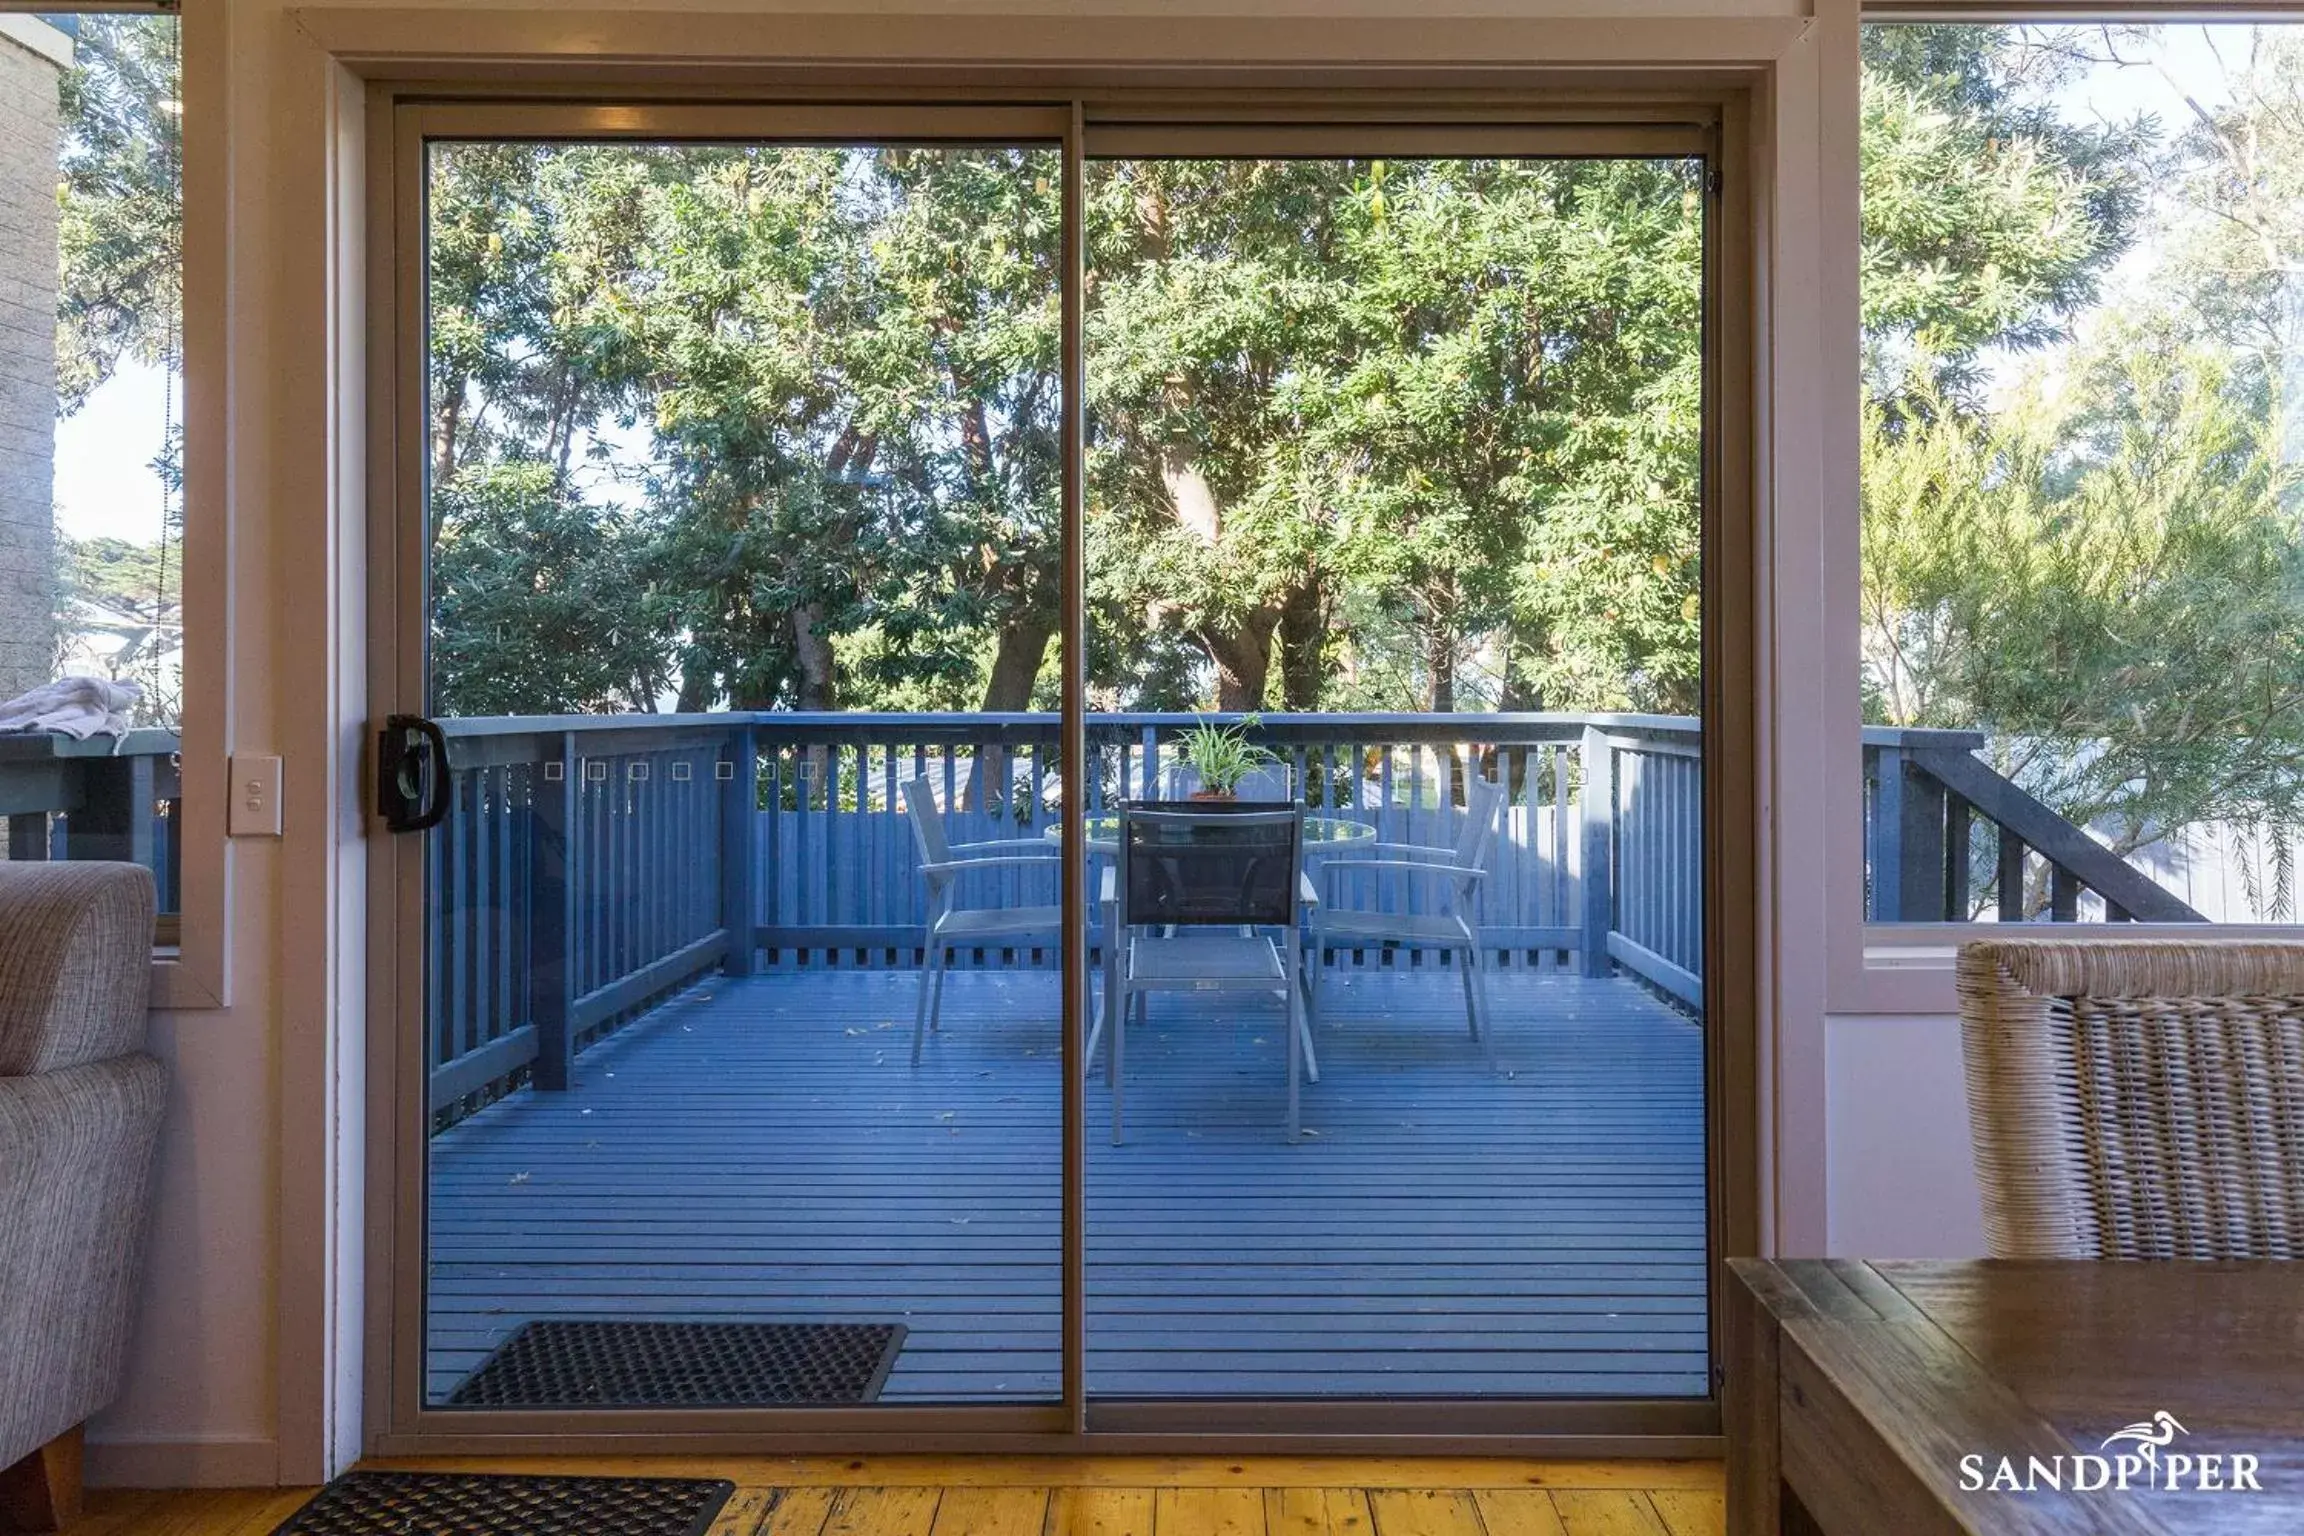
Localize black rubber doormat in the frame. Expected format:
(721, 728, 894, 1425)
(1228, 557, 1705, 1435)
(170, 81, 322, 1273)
(446, 1319, 907, 1408)
(272, 1471, 734, 1536)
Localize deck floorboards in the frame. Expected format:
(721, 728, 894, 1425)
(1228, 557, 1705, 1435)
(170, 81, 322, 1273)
(427, 966, 1709, 1402)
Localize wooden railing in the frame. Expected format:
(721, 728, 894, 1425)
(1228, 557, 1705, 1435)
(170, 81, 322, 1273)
(0, 729, 182, 939)
(5, 712, 2201, 1112)
(750, 711, 1620, 975)
(425, 716, 755, 1119)
(1862, 727, 2206, 923)
(419, 710, 1716, 1112)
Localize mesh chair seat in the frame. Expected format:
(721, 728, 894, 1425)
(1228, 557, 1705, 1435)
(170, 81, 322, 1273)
(1104, 802, 1310, 1143)
(1316, 908, 1472, 946)
(935, 905, 1063, 940)
(1958, 938, 2304, 1260)
(1127, 933, 1287, 983)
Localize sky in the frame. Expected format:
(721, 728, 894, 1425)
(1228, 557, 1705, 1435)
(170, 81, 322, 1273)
(51, 356, 173, 545)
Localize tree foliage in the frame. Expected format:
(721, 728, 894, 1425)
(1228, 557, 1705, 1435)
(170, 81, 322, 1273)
(424, 145, 1703, 718)
(55, 14, 181, 416)
(1857, 22, 2304, 903)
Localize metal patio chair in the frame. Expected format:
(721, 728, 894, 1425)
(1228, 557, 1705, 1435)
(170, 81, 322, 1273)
(1307, 772, 1505, 1064)
(902, 777, 1062, 1065)
(1104, 803, 1311, 1144)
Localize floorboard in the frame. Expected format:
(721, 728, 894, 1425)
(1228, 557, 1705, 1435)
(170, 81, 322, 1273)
(66, 1458, 1725, 1536)
(425, 969, 1709, 1402)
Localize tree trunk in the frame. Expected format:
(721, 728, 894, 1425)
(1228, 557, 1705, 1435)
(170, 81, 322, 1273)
(968, 615, 1054, 812)
(1428, 639, 1456, 714)
(981, 616, 1053, 712)
(675, 669, 715, 714)
(1276, 580, 1327, 712)
(431, 383, 463, 494)
(792, 604, 837, 710)
(1201, 608, 1280, 711)
(1423, 572, 1459, 714)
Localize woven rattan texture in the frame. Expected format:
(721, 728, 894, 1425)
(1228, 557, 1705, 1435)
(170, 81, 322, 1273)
(2060, 993, 2304, 1258)
(1959, 939, 2304, 1259)
(446, 1319, 906, 1408)
(272, 1472, 734, 1536)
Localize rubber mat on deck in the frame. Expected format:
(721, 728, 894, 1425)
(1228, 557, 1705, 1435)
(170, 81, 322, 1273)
(445, 1318, 907, 1408)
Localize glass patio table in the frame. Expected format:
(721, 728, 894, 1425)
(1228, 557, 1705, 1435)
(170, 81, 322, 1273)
(1050, 812, 1377, 856)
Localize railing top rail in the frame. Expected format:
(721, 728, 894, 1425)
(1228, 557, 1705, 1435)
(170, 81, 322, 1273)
(1862, 725, 1989, 751)
(435, 713, 742, 741)
(0, 728, 181, 762)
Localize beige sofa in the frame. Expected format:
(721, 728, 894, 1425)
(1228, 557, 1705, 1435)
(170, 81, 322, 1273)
(0, 863, 166, 1531)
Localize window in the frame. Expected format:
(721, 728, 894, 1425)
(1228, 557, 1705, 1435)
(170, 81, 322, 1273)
(1860, 20, 2304, 925)
(0, 8, 186, 942)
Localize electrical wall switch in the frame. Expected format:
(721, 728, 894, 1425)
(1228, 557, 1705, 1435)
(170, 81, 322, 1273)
(229, 754, 283, 837)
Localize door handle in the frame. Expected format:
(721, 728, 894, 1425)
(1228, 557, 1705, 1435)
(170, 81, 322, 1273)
(377, 714, 453, 832)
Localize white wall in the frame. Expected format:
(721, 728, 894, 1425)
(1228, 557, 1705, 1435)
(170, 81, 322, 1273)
(1825, 1013, 1987, 1259)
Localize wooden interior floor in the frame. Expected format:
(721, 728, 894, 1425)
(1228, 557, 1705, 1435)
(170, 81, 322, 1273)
(59, 1456, 1724, 1535)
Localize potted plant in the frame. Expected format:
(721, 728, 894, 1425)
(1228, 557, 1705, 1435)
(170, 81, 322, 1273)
(1175, 714, 1277, 800)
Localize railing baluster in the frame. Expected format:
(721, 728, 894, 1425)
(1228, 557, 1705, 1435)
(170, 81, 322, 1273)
(723, 726, 759, 975)
(492, 766, 513, 1047)
(1580, 728, 1614, 979)
(531, 735, 577, 1091)
(448, 772, 473, 1064)
(2051, 865, 2081, 923)
(1943, 791, 1972, 923)
(1998, 829, 2026, 923)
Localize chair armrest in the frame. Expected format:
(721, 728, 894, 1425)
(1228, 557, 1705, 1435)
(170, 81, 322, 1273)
(1322, 858, 1483, 882)
(920, 854, 1061, 877)
(1360, 842, 1447, 858)
(947, 837, 1057, 857)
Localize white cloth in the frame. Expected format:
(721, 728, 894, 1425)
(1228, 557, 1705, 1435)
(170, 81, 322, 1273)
(0, 677, 143, 740)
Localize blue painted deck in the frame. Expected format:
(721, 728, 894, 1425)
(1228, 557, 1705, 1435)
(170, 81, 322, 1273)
(426, 966, 1709, 1402)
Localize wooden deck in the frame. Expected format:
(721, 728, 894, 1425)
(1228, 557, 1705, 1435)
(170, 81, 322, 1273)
(427, 966, 1709, 1403)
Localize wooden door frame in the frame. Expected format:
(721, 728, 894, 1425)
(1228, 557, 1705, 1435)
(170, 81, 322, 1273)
(330, 12, 1797, 1463)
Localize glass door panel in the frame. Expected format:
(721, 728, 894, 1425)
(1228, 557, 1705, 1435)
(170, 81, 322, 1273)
(414, 132, 1067, 1408)
(1081, 153, 1711, 1398)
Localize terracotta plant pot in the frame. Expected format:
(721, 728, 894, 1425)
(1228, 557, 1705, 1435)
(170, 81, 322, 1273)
(1188, 789, 1237, 802)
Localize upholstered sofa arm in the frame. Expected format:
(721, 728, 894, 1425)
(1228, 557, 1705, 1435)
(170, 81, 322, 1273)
(0, 1058, 167, 1469)
(0, 864, 154, 1076)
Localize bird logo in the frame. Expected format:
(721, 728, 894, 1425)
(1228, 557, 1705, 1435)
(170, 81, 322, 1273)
(2101, 1411, 2189, 1455)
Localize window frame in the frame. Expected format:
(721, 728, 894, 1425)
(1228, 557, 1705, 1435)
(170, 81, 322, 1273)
(0, 0, 227, 1007)
(1831, 2, 2304, 1016)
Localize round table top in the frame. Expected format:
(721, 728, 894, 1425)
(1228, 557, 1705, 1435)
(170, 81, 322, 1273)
(1048, 811, 1378, 853)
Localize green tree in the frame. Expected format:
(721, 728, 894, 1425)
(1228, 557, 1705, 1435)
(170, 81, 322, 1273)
(429, 464, 667, 716)
(1859, 24, 2149, 407)
(1087, 156, 1702, 713)
(55, 13, 181, 415)
(1864, 322, 2304, 889)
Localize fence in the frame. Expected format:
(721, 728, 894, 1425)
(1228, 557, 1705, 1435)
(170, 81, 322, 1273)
(413, 711, 1709, 1112)
(5, 710, 2208, 1115)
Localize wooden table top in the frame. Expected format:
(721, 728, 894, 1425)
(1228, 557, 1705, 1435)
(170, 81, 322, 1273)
(1730, 1258, 2304, 1533)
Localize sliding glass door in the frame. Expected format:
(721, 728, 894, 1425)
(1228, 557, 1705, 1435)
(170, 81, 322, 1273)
(382, 108, 1077, 1420)
(375, 99, 1724, 1443)
(1078, 145, 1711, 1405)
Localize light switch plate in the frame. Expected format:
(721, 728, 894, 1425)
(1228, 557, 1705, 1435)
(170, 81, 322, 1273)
(229, 753, 283, 837)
